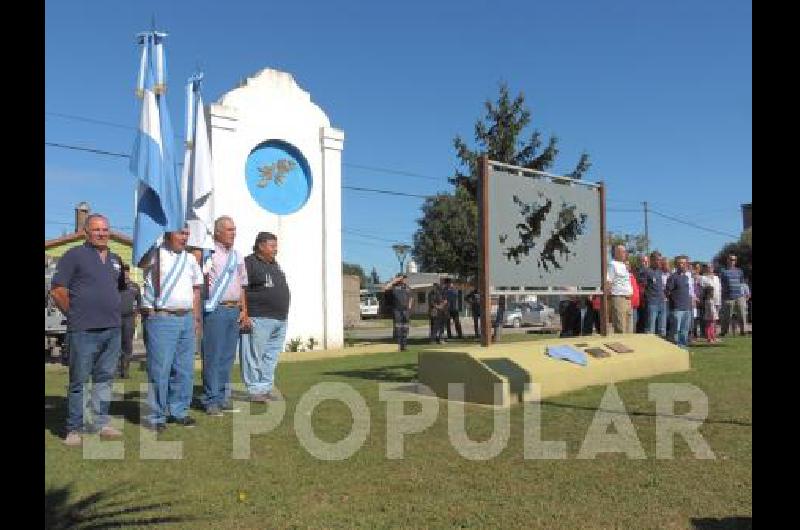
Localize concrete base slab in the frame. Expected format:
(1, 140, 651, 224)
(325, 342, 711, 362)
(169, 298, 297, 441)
(418, 334, 690, 406)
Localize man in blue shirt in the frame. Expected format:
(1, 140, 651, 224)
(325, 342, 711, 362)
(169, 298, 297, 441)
(642, 251, 668, 337)
(719, 254, 748, 336)
(51, 214, 125, 446)
(665, 255, 693, 348)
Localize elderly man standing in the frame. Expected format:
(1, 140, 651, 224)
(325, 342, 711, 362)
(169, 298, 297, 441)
(141, 227, 204, 431)
(606, 245, 633, 334)
(200, 217, 249, 416)
(51, 214, 125, 446)
(240, 232, 291, 402)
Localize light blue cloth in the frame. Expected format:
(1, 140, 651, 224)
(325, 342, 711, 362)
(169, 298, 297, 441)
(546, 344, 588, 366)
(240, 317, 287, 395)
(144, 313, 195, 424)
(131, 32, 183, 266)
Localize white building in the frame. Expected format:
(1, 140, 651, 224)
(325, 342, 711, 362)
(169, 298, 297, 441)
(208, 69, 344, 349)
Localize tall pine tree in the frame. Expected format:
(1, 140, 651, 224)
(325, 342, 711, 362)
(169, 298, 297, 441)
(412, 82, 591, 281)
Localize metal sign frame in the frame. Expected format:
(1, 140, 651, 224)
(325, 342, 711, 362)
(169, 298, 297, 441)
(479, 156, 608, 345)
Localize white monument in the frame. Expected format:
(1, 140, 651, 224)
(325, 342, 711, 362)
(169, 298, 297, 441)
(208, 68, 344, 349)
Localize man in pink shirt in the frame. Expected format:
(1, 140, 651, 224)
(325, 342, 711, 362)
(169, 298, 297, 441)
(200, 216, 250, 416)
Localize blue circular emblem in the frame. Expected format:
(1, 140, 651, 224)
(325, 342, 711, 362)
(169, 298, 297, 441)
(245, 140, 312, 215)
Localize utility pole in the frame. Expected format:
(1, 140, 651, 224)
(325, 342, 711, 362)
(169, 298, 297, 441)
(643, 201, 649, 254)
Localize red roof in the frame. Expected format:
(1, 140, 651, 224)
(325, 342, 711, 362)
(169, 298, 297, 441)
(44, 230, 132, 249)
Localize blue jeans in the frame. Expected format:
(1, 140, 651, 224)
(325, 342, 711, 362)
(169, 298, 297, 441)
(670, 310, 691, 348)
(240, 318, 287, 395)
(201, 306, 241, 408)
(144, 313, 195, 424)
(67, 328, 121, 433)
(647, 301, 668, 336)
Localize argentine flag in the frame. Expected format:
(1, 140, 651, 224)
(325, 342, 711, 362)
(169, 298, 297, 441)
(130, 32, 184, 266)
(181, 77, 215, 251)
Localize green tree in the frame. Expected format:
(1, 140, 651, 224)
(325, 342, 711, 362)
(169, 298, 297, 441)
(412, 187, 478, 281)
(607, 232, 651, 269)
(342, 262, 368, 288)
(413, 83, 590, 280)
(450, 82, 591, 199)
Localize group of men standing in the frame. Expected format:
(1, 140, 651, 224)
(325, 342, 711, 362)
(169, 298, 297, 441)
(50, 214, 291, 445)
(383, 276, 466, 350)
(606, 244, 750, 348)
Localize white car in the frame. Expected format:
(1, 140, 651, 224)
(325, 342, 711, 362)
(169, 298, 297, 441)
(360, 296, 379, 319)
(503, 302, 555, 328)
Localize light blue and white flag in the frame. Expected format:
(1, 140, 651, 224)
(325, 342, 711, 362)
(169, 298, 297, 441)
(181, 73, 215, 251)
(131, 30, 184, 266)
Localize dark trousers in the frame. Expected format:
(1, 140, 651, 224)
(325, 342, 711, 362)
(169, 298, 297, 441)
(393, 309, 410, 350)
(696, 306, 705, 338)
(430, 314, 445, 342)
(472, 313, 481, 338)
(636, 306, 648, 333)
(446, 310, 463, 339)
(119, 315, 135, 377)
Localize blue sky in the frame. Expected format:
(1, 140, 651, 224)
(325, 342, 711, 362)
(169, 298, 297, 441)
(45, 0, 751, 282)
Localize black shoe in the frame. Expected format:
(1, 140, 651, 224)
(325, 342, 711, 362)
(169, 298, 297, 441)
(144, 422, 167, 433)
(168, 416, 196, 427)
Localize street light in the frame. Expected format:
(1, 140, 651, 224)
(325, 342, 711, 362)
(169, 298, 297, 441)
(392, 244, 412, 274)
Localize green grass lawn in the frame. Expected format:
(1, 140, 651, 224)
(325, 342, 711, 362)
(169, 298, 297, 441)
(45, 336, 752, 529)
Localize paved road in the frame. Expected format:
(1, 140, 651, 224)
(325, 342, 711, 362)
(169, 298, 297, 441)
(345, 316, 560, 341)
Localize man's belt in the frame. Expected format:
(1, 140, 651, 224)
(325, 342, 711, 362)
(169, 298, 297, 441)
(219, 301, 241, 308)
(611, 295, 632, 299)
(143, 308, 192, 316)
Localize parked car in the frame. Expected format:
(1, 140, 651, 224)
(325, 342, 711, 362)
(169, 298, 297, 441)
(360, 296, 379, 319)
(503, 302, 555, 328)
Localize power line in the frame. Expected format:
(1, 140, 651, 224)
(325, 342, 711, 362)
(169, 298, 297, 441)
(47, 110, 450, 182)
(47, 111, 137, 132)
(45, 141, 432, 199)
(343, 186, 429, 199)
(45, 141, 131, 159)
(343, 228, 410, 244)
(648, 209, 738, 239)
(46, 111, 184, 141)
(44, 139, 743, 240)
(344, 162, 444, 182)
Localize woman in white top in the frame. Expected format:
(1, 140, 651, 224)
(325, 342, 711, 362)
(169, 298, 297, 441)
(700, 263, 722, 335)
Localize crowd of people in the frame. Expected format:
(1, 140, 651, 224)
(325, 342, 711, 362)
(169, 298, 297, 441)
(383, 244, 751, 352)
(50, 214, 292, 446)
(562, 245, 751, 348)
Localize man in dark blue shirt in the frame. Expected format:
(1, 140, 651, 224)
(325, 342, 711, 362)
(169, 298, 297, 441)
(442, 278, 463, 340)
(665, 255, 693, 348)
(51, 214, 125, 446)
(719, 254, 747, 336)
(642, 251, 668, 337)
(385, 274, 412, 351)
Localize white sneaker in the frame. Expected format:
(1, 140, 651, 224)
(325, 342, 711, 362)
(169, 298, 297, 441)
(63, 431, 82, 446)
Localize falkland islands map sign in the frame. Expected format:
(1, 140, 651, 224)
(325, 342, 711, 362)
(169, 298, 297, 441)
(245, 139, 313, 216)
(487, 162, 602, 293)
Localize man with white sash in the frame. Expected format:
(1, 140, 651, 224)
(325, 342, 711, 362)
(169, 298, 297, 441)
(141, 226, 204, 431)
(200, 216, 249, 416)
